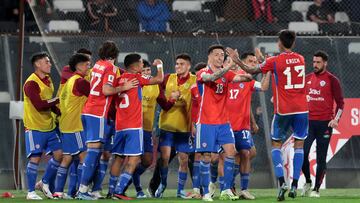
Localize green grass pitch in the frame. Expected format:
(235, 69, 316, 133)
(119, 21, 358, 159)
(0, 189, 359, 203)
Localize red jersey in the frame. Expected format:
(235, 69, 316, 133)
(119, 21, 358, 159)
(260, 52, 308, 115)
(191, 83, 201, 123)
(227, 70, 261, 131)
(82, 60, 118, 118)
(196, 67, 236, 124)
(306, 71, 344, 121)
(115, 72, 150, 131)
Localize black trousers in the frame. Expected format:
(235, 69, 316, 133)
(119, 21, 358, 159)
(302, 120, 333, 190)
(148, 148, 195, 194)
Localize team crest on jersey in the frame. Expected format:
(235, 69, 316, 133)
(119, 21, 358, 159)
(184, 83, 190, 89)
(35, 144, 40, 149)
(202, 142, 207, 148)
(221, 78, 226, 83)
(320, 80, 326, 87)
(239, 83, 244, 88)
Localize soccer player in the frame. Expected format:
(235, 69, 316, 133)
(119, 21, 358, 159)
(78, 41, 138, 200)
(302, 51, 344, 198)
(227, 30, 308, 201)
(112, 53, 164, 200)
(128, 59, 161, 198)
(155, 54, 197, 198)
(56, 48, 92, 198)
(23, 52, 62, 200)
(227, 52, 271, 199)
(196, 45, 252, 201)
(53, 53, 91, 199)
(188, 62, 207, 199)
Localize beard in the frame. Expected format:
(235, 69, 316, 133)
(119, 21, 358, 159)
(314, 66, 324, 74)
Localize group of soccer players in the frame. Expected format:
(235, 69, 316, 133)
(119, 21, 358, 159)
(23, 29, 344, 201)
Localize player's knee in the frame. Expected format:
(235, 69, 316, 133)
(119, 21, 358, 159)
(240, 150, 250, 160)
(29, 155, 41, 164)
(250, 147, 257, 159)
(87, 142, 102, 149)
(203, 153, 211, 162)
(61, 155, 73, 167)
(271, 140, 282, 148)
(101, 151, 112, 161)
(53, 150, 63, 162)
(294, 139, 304, 148)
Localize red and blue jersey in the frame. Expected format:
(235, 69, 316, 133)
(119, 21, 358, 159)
(82, 60, 118, 118)
(259, 52, 308, 115)
(196, 66, 236, 124)
(115, 72, 150, 131)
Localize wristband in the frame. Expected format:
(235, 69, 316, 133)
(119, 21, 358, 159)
(157, 64, 163, 70)
(334, 109, 343, 121)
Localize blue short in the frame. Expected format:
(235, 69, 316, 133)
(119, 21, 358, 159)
(159, 130, 194, 153)
(249, 134, 255, 148)
(104, 120, 115, 152)
(112, 129, 144, 156)
(195, 123, 235, 153)
(81, 115, 111, 144)
(234, 130, 252, 151)
(143, 130, 153, 153)
(271, 113, 309, 141)
(61, 132, 86, 155)
(25, 129, 62, 158)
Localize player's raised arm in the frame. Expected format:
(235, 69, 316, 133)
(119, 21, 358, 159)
(259, 71, 271, 91)
(226, 47, 262, 74)
(147, 59, 164, 84)
(201, 66, 231, 82)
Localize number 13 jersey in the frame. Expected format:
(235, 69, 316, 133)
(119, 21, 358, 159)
(196, 66, 236, 125)
(260, 52, 308, 115)
(82, 60, 118, 118)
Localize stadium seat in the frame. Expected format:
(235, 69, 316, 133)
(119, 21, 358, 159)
(348, 43, 360, 54)
(288, 22, 319, 34)
(0, 21, 18, 33)
(319, 23, 350, 35)
(173, 1, 202, 11)
(186, 11, 216, 23)
(335, 12, 350, 23)
(113, 21, 139, 32)
(53, 0, 85, 13)
(0, 92, 10, 103)
(258, 42, 278, 54)
(288, 11, 304, 22)
(203, 22, 233, 33)
(171, 11, 187, 22)
(171, 21, 204, 33)
(291, 1, 313, 21)
(48, 20, 80, 32)
(118, 53, 148, 64)
(232, 22, 258, 33)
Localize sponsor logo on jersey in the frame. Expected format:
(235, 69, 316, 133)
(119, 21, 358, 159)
(239, 83, 244, 89)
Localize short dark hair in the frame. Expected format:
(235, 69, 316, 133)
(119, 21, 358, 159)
(176, 53, 191, 63)
(208, 44, 225, 55)
(314, 50, 328, 62)
(98, 41, 119, 60)
(194, 62, 207, 72)
(69, 53, 91, 72)
(76, 48, 92, 56)
(278, 29, 296, 49)
(143, 59, 151, 68)
(240, 52, 255, 60)
(124, 53, 141, 68)
(31, 52, 49, 66)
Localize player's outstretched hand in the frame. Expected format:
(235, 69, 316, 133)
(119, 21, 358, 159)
(255, 48, 265, 63)
(226, 47, 239, 61)
(123, 78, 139, 91)
(223, 57, 234, 69)
(153, 59, 163, 66)
(328, 119, 338, 129)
